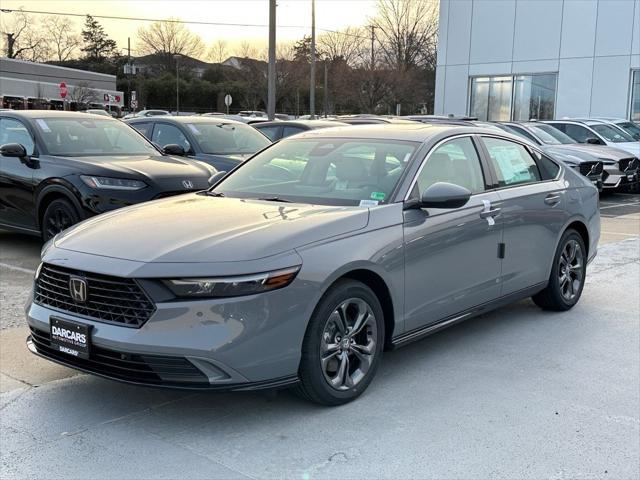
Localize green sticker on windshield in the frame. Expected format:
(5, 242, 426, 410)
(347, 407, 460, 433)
(370, 191, 386, 201)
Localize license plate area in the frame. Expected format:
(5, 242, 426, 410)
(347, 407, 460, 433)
(50, 317, 91, 359)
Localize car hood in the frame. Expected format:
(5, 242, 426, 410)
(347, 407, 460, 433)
(561, 144, 638, 161)
(52, 154, 214, 179)
(541, 145, 599, 164)
(54, 194, 370, 263)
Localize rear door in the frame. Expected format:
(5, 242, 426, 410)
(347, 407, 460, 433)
(403, 135, 503, 331)
(0, 117, 38, 230)
(478, 135, 567, 295)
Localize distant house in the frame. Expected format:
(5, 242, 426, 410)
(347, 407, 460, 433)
(134, 53, 213, 78)
(221, 56, 267, 72)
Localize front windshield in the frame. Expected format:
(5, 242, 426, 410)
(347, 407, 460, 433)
(214, 138, 418, 206)
(528, 124, 575, 145)
(186, 122, 270, 155)
(35, 117, 158, 156)
(614, 121, 640, 140)
(591, 124, 635, 143)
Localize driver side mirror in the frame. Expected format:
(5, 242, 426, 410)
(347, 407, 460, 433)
(420, 182, 472, 209)
(586, 137, 603, 145)
(0, 143, 28, 158)
(162, 143, 186, 156)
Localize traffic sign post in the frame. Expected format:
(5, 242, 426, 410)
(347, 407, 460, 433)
(224, 94, 232, 114)
(59, 82, 67, 110)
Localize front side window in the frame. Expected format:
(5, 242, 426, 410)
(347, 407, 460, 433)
(130, 122, 152, 139)
(413, 137, 486, 196)
(482, 137, 541, 187)
(257, 125, 281, 141)
(151, 123, 191, 152)
(614, 121, 640, 140)
(33, 117, 157, 156)
(214, 138, 418, 206)
(0, 118, 35, 155)
(183, 122, 270, 155)
(590, 124, 635, 143)
(528, 124, 575, 145)
(557, 124, 593, 143)
(282, 126, 305, 138)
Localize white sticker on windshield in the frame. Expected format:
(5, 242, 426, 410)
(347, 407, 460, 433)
(186, 124, 201, 135)
(402, 152, 411, 163)
(35, 119, 51, 132)
(359, 199, 379, 207)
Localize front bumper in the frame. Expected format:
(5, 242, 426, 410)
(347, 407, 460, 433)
(26, 269, 313, 390)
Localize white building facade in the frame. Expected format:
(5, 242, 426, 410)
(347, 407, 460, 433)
(434, 0, 640, 121)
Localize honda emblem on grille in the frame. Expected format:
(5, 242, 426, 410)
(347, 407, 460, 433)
(69, 277, 88, 303)
(182, 180, 193, 189)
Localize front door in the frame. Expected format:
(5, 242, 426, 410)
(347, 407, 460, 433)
(0, 117, 37, 231)
(403, 135, 503, 332)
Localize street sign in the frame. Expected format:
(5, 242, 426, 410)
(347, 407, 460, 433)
(131, 91, 137, 102)
(59, 82, 67, 99)
(224, 94, 232, 107)
(131, 100, 138, 109)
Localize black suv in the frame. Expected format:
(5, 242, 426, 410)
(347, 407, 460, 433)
(0, 111, 215, 240)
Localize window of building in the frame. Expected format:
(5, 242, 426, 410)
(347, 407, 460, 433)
(631, 70, 640, 122)
(470, 73, 557, 122)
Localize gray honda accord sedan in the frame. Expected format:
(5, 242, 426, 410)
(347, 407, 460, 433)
(26, 124, 600, 405)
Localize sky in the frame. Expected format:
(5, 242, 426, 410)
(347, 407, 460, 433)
(1, 0, 380, 56)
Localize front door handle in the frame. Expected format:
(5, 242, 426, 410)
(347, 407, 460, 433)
(544, 194, 561, 206)
(479, 207, 501, 218)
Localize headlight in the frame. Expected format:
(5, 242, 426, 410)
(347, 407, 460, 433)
(164, 266, 300, 298)
(80, 175, 147, 190)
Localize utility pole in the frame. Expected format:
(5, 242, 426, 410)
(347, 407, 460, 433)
(267, 0, 276, 120)
(174, 54, 180, 115)
(370, 25, 376, 70)
(127, 37, 131, 113)
(323, 61, 328, 117)
(309, 0, 316, 119)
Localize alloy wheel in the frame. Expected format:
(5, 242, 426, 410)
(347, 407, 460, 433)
(45, 207, 74, 239)
(558, 239, 583, 301)
(320, 297, 378, 391)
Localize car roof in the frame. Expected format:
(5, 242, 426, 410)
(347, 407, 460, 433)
(255, 119, 346, 128)
(284, 123, 512, 143)
(126, 115, 244, 125)
(1, 110, 118, 121)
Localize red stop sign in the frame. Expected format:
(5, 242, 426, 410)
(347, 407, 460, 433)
(59, 82, 68, 99)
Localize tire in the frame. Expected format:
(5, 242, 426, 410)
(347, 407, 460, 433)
(532, 229, 587, 311)
(295, 279, 385, 406)
(41, 198, 80, 241)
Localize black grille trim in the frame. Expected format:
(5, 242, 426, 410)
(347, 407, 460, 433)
(618, 158, 639, 173)
(29, 327, 209, 387)
(34, 264, 156, 328)
(579, 161, 604, 177)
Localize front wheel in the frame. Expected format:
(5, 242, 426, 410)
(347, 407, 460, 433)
(532, 229, 586, 311)
(41, 198, 80, 241)
(295, 280, 385, 406)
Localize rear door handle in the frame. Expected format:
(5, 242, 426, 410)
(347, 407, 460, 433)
(479, 207, 501, 218)
(544, 194, 561, 206)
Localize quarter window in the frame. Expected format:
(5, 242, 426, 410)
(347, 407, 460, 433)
(482, 137, 541, 187)
(0, 118, 35, 155)
(414, 137, 486, 196)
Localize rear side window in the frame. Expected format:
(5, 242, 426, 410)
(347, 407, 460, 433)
(130, 122, 152, 139)
(0, 118, 35, 155)
(257, 125, 281, 141)
(482, 137, 541, 187)
(282, 126, 305, 138)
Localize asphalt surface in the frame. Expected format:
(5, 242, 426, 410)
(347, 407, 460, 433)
(0, 193, 638, 479)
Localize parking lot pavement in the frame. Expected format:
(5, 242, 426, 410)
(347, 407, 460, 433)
(0, 194, 638, 479)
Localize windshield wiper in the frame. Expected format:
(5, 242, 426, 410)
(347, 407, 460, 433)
(204, 191, 225, 197)
(257, 196, 292, 203)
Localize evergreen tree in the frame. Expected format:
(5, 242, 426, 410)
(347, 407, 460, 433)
(80, 15, 117, 61)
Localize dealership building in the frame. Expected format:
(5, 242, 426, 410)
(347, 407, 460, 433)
(0, 57, 123, 111)
(434, 0, 640, 121)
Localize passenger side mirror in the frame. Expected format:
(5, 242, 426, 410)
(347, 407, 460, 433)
(420, 182, 472, 209)
(208, 171, 227, 185)
(586, 137, 603, 145)
(0, 143, 28, 158)
(162, 144, 186, 156)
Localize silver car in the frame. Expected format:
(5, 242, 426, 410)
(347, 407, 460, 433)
(26, 124, 600, 405)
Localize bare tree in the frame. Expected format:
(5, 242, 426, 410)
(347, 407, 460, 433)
(371, 0, 438, 72)
(208, 39, 228, 63)
(1, 9, 47, 60)
(137, 18, 205, 69)
(318, 27, 366, 66)
(69, 82, 99, 108)
(43, 16, 80, 62)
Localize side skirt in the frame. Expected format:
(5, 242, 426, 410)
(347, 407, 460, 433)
(390, 282, 548, 349)
(0, 221, 40, 236)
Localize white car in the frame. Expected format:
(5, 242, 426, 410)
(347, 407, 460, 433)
(587, 117, 640, 142)
(545, 120, 639, 157)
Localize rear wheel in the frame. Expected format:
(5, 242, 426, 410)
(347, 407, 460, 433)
(41, 199, 79, 241)
(532, 229, 586, 311)
(295, 280, 384, 406)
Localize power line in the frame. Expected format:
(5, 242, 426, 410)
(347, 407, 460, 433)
(0, 8, 371, 39)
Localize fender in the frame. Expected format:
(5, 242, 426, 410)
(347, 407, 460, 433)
(546, 213, 593, 278)
(35, 180, 86, 228)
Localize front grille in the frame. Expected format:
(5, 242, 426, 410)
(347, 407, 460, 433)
(618, 158, 639, 172)
(579, 161, 603, 177)
(34, 264, 156, 328)
(29, 327, 209, 387)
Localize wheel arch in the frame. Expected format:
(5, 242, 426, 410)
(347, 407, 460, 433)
(563, 218, 590, 258)
(36, 183, 84, 229)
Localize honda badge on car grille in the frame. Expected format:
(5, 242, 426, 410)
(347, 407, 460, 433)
(69, 277, 88, 303)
